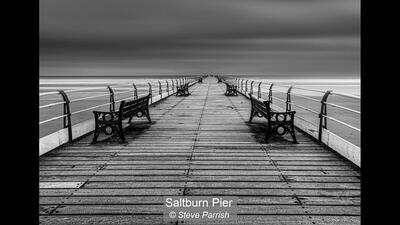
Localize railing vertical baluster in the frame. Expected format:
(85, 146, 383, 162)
(241, 79, 244, 92)
(148, 82, 152, 104)
(250, 81, 254, 94)
(166, 80, 169, 95)
(235, 78, 238, 90)
(132, 83, 138, 99)
(158, 81, 162, 98)
(286, 86, 293, 111)
(257, 82, 262, 99)
(107, 86, 115, 112)
(171, 79, 175, 92)
(318, 90, 332, 142)
(245, 80, 248, 93)
(268, 83, 274, 103)
(59, 90, 73, 142)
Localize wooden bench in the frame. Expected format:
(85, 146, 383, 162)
(223, 82, 238, 96)
(249, 94, 297, 143)
(176, 83, 190, 96)
(92, 94, 152, 143)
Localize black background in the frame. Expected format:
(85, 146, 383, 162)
(2, 0, 398, 224)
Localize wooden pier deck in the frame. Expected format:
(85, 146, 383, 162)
(39, 77, 361, 225)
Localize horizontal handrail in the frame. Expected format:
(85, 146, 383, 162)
(325, 102, 361, 114)
(114, 95, 140, 104)
(289, 102, 320, 115)
(63, 86, 112, 94)
(323, 115, 361, 132)
(291, 86, 327, 94)
(271, 96, 286, 103)
(39, 91, 60, 96)
(70, 102, 113, 115)
(330, 91, 360, 100)
(69, 93, 111, 103)
(288, 92, 321, 103)
(269, 89, 288, 94)
(39, 114, 67, 125)
(39, 101, 66, 109)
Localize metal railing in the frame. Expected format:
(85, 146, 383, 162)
(39, 76, 200, 152)
(230, 78, 360, 147)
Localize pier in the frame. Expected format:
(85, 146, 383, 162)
(39, 77, 360, 224)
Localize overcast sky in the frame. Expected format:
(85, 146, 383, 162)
(39, 0, 360, 78)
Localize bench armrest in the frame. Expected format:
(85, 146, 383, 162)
(93, 110, 118, 115)
(93, 111, 120, 121)
(270, 110, 296, 121)
(270, 110, 296, 115)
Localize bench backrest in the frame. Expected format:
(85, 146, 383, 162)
(177, 83, 189, 90)
(224, 82, 235, 89)
(249, 94, 271, 118)
(119, 94, 151, 119)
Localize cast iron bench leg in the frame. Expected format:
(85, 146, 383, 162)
(144, 110, 152, 123)
(92, 124, 101, 144)
(117, 121, 126, 143)
(249, 108, 255, 123)
(290, 123, 298, 143)
(265, 124, 271, 143)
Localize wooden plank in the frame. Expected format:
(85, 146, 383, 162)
(39, 215, 360, 225)
(40, 204, 359, 215)
(40, 182, 85, 189)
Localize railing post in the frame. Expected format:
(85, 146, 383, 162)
(286, 86, 293, 111)
(250, 81, 254, 94)
(257, 82, 262, 99)
(148, 82, 152, 104)
(268, 83, 274, 103)
(166, 80, 169, 95)
(171, 79, 175, 92)
(241, 79, 244, 92)
(318, 90, 332, 142)
(59, 90, 73, 142)
(158, 81, 162, 98)
(107, 86, 115, 112)
(245, 80, 248, 93)
(132, 83, 138, 99)
(176, 79, 179, 89)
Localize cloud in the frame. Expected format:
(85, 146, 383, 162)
(39, 0, 360, 77)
